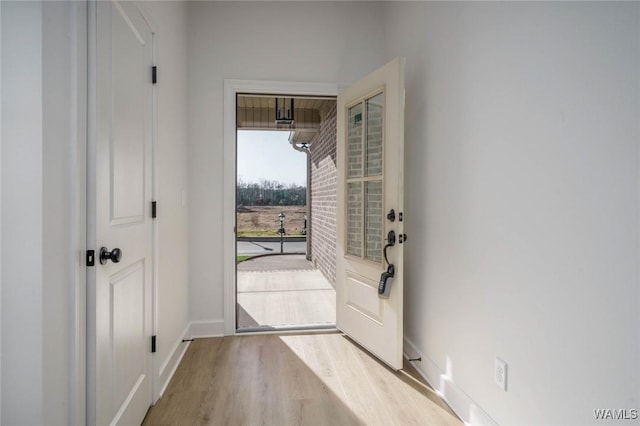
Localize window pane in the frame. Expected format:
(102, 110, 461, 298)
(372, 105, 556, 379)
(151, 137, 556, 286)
(347, 182, 362, 257)
(347, 103, 363, 178)
(365, 93, 384, 177)
(364, 181, 383, 263)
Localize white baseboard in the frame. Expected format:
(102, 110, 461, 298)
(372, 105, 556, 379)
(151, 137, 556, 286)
(403, 337, 497, 426)
(188, 319, 225, 338)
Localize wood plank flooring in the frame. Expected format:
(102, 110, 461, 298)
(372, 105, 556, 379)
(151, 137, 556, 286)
(143, 333, 461, 425)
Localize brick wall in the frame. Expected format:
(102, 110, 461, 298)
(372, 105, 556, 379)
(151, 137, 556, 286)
(363, 100, 383, 263)
(345, 98, 384, 264)
(310, 103, 337, 286)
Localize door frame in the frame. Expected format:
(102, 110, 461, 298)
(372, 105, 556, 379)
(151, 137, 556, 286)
(84, 1, 159, 423)
(222, 80, 338, 335)
(71, 2, 88, 425)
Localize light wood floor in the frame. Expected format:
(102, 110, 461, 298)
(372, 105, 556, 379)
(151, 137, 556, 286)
(143, 333, 461, 425)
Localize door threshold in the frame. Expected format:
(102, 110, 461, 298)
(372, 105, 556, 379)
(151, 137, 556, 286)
(235, 324, 337, 336)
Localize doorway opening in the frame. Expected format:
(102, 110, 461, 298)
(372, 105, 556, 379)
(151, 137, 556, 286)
(235, 94, 338, 332)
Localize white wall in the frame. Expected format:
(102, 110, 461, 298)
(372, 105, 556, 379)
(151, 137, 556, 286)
(138, 1, 191, 396)
(187, 1, 386, 328)
(42, 3, 75, 424)
(1, 2, 77, 424)
(1, 3, 45, 424)
(2, 3, 83, 423)
(384, 2, 640, 425)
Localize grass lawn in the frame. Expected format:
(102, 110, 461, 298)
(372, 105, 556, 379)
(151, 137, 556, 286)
(236, 255, 252, 263)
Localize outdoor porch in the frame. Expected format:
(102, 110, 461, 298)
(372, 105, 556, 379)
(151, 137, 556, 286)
(236, 254, 336, 330)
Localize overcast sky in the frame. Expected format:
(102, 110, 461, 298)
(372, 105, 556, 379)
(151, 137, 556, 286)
(237, 130, 307, 186)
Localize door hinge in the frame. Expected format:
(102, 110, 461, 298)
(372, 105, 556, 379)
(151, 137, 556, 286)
(151, 335, 157, 353)
(152, 66, 158, 84)
(151, 201, 157, 218)
(86, 250, 95, 267)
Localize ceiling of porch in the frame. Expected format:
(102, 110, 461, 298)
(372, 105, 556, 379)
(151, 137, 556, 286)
(237, 94, 336, 145)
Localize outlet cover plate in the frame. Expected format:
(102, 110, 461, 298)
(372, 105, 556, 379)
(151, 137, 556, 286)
(495, 357, 507, 391)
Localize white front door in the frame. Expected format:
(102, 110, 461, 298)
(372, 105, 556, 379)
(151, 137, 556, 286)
(336, 58, 405, 370)
(88, 1, 153, 424)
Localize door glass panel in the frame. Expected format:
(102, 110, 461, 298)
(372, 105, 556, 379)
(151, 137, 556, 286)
(364, 181, 383, 263)
(347, 182, 362, 257)
(345, 92, 385, 263)
(347, 103, 363, 178)
(365, 92, 384, 177)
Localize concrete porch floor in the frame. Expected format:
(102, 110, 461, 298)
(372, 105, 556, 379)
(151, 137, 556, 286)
(236, 255, 336, 329)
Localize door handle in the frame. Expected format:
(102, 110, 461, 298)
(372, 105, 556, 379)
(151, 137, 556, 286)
(383, 231, 395, 266)
(381, 231, 397, 298)
(99, 247, 122, 265)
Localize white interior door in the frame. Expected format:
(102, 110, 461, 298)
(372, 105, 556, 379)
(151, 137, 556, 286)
(336, 57, 405, 370)
(88, 1, 153, 424)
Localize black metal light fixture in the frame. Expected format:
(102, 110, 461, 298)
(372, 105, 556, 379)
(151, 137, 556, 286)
(275, 97, 294, 125)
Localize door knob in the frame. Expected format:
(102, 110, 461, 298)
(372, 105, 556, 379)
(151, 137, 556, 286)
(99, 247, 122, 265)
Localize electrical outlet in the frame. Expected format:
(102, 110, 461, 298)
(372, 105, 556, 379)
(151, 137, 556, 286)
(495, 357, 507, 391)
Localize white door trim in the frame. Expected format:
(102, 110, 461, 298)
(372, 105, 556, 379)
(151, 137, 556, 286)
(1, 3, 3, 422)
(86, 3, 97, 422)
(71, 2, 88, 425)
(222, 79, 338, 335)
